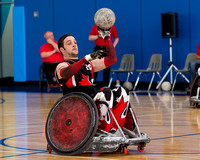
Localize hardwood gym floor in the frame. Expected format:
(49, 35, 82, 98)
(0, 89, 200, 160)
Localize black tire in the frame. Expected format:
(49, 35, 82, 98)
(190, 76, 200, 97)
(45, 92, 98, 155)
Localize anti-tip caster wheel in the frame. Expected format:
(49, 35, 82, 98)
(123, 146, 128, 155)
(137, 143, 145, 152)
(119, 144, 128, 155)
(47, 144, 52, 154)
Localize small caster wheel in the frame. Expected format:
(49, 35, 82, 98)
(123, 146, 127, 155)
(119, 145, 128, 155)
(137, 144, 145, 152)
(47, 144, 52, 154)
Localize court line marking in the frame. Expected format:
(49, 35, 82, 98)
(0, 98, 5, 104)
(151, 132, 200, 141)
(0, 132, 49, 158)
(0, 151, 47, 158)
(1, 132, 200, 158)
(0, 132, 115, 159)
(140, 124, 200, 127)
(128, 150, 200, 155)
(0, 132, 46, 152)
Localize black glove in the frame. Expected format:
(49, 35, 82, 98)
(90, 50, 107, 59)
(85, 50, 107, 61)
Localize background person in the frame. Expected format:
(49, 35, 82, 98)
(189, 43, 200, 88)
(89, 24, 119, 86)
(40, 31, 63, 85)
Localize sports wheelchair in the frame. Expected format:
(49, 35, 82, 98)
(190, 74, 200, 108)
(39, 64, 60, 92)
(45, 92, 150, 155)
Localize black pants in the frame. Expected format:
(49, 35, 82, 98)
(93, 46, 110, 85)
(42, 62, 59, 85)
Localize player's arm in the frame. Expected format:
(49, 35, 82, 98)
(56, 58, 88, 79)
(56, 62, 69, 79)
(56, 50, 105, 79)
(91, 37, 117, 72)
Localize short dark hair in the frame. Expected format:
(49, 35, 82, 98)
(58, 34, 73, 53)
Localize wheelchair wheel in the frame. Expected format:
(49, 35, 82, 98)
(45, 92, 98, 155)
(190, 76, 200, 97)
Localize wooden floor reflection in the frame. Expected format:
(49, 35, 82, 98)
(0, 90, 200, 160)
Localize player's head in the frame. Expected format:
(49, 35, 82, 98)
(58, 34, 78, 59)
(44, 31, 54, 41)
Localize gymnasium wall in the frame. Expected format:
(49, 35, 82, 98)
(0, 0, 14, 78)
(13, 0, 200, 82)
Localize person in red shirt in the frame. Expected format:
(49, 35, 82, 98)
(189, 43, 200, 89)
(89, 24, 119, 86)
(40, 31, 63, 85)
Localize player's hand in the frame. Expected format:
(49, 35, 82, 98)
(85, 50, 107, 61)
(97, 26, 111, 39)
(91, 50, 107, 59)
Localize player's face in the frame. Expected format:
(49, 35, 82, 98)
(62, 36, 78, 58)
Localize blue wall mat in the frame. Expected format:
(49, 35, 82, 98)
(12, 0, 200, 83)
(25, 0, 54, 81)
(54, 0, 95, 61)
(190, 0, 200, 52)
(14, 0, 54, 81)
(14, 0, 24, 6)
(13, 7, 26, 81)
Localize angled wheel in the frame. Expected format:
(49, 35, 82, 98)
(137, 143, 145, 152)
(45, 92, 98, 155)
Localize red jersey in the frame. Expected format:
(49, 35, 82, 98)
(55, 59, 95, 95)
(40, 41, 63, 63)
(197, 43, 200, 56)
(89, 24, 118, 46)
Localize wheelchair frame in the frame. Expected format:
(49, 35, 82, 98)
(45, 92, 150, 155)
(39, 64, 60, 92)
(190, 75, 200, 108)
